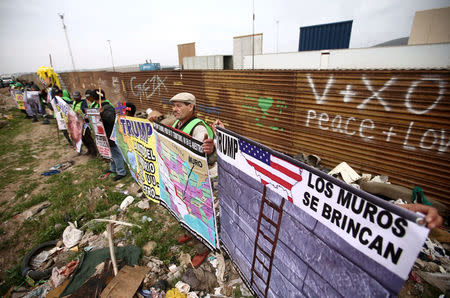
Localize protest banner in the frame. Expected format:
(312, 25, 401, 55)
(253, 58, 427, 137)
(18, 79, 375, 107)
(216, 127, 429, 297)
(10, 89, 19, 109)
(86, 109, 111, 159)
(25, 91, 41, 117)
(153, 122, 218, 250)
(55, 96, 83, 153)
(13, 90, 26, 111)
(49, 93, 66, 130)
(115, 115, 160, 202)
(22, 91, 34, 116)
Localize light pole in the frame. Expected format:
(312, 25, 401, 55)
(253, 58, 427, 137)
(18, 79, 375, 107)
(252, 0, 255, 70)
(107, 40, 116, 72)
(276, 20, 279, 53)
(58, 13, 76, 72)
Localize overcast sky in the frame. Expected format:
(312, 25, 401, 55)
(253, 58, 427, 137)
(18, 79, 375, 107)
(0, 0, 448, 74)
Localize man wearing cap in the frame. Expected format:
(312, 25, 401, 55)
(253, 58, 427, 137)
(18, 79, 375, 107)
(170, 93, 214, 145)
(71, 91, 88, 115)
(169, 92, 217, 175)
(88, 89, 113, 109)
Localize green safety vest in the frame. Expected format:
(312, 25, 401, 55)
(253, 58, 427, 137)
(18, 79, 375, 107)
(89, 102, 99, 109)
(172, 118, 214, 139)
(72, 101, 83, 113)
(90, 99, 112, 109)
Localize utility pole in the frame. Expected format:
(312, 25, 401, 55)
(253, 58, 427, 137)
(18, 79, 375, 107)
(49, 54, 53, 68)
(58, 13, 76, 72)
(252, 0, 255, 70)
(107, 40, 116, 72)
(276, 20, 279, 53)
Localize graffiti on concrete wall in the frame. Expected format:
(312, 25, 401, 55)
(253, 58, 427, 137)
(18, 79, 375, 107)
(112, 76, 121, 94)
(130, 75, 168, 102)
(242, 95, 288, 132)
(305, 74, 449, 153)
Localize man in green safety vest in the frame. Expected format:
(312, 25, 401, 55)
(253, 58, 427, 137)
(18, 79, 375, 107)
(71, 91, 88, 115)
(86, 89, 113, 109)
(170, 92, 217, 176)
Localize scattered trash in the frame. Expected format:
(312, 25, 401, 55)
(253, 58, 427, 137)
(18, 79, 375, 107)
(415, 271, 450, 293)
(14, 201, 51, 223)
(179, 253, 192, 268)
(119, 195, 135, 210)
(100, 265, 150, 298)
(137, 200, 150, 210)
(62, 222, 83, 249)
(191, 250, 209, 268)
(169, 264, 178, 273)
(61, 246, 141, 297)
(15, 167, 23, 171)
(30, 246, 59, 269)
(42, 169, 61, 176)
(116, 183, 125, 189)
(98, 172, 111, 180)
(51, 260, 79, 287)
(21, 240, 59, 282)
(328, 162, 361, 184)
(49, 160, 74, 172)
(141, 215, 152, 223)
(181, 266, 218, 292)
(175, 281, 190, 294)
(122, 190, 129, 195)
(142, 241, 157, 256)
(178, 234, 192, 244)
(166, 288, 187, 298)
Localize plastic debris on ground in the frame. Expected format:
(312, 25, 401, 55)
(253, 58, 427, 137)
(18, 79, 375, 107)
(137, 200, 150, 210)
(166, 288, 187, 298)
(51, 260, 79, 287)
(120, 195, 134, 210)
(41, 169, 60, 176)
(62, 222, 83, 249)
(13, 201, 51, 224)
(175, 280, 190, 294)
(328, 161, 361, 184)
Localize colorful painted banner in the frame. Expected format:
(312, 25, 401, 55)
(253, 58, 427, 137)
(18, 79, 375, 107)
(115, 115, 160, 203)
(12, 90, 26, 111)
(25, 91, 41, 116)
(49, 92, 66, 130)
(216, 127, 429, 297)
(22, 91, 34, 116)
(86, 109, 111, 159)
(154, 122, 218, 250)
(55, 96, 83, 153)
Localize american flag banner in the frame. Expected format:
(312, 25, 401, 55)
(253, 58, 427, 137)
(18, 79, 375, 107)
(238, 138, 303, 202)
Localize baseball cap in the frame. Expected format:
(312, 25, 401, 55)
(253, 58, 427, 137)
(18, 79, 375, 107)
(72, 91, 81, 99)
(169, 92, 196, 106)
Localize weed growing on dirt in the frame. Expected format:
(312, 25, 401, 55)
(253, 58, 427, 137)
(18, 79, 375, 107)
(15, 182, 39, 198)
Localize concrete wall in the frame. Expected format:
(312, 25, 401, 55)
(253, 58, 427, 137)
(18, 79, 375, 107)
(183, 55, 227, 70)
(409, 7, 450, 45)
(233, 33, 263, 70)
(243, 43, 450, 70)
(178, 42, 196, 67)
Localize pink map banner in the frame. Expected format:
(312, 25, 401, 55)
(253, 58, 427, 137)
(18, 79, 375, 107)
(153, 122, 218, 250)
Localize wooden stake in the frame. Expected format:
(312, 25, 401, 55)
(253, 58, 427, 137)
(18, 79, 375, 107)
(107, 223, 118, 276)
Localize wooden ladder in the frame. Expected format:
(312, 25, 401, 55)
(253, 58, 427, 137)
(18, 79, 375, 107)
(250, 186, 285, 297)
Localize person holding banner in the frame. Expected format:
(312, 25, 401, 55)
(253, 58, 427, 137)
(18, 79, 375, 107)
(96, 90, 127, 181)
(71, 91, 88, 114)
(167, 92, 218, 176)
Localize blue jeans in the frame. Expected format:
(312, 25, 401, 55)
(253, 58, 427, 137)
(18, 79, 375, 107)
(110, 144, 126, 176)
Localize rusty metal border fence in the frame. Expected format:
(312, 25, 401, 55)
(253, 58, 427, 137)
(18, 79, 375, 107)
(56, 69, 450, 207)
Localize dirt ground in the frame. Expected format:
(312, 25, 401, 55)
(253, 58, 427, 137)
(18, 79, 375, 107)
(0, 92, 87, 271)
